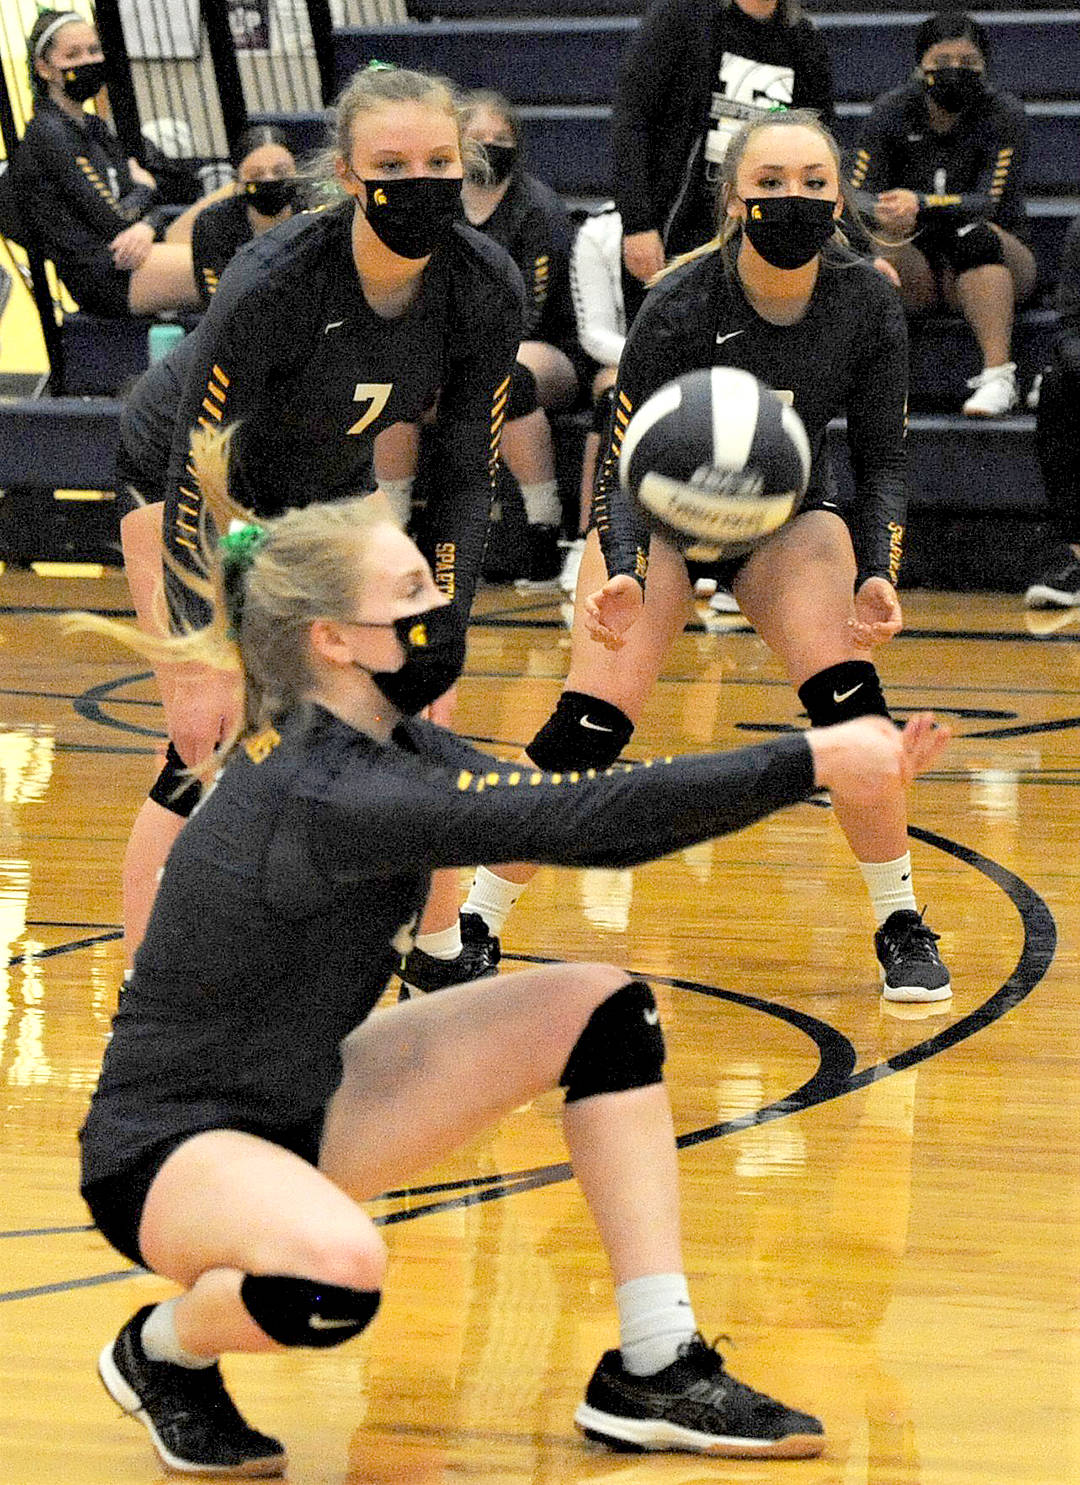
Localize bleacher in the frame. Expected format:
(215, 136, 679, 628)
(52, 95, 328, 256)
(3, 5, 1077, 585)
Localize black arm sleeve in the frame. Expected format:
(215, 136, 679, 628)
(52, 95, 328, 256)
(24, 112, 153, 239)
(847, 281, 909, 588)
(849, 98, 899, 219)
(611, 0, 687, 236)
(307, 731, 817, 875)
(415, 255, 525, 618)
(792, 24, 836, 126)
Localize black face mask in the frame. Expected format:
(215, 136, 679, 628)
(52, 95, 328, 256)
(923, 66, 985, 114)
(244, 177, 300, 216)
(354, 602, 467, 715)
(468, 142, 518, 187)
(61, 61, 107, 102)
(358, 174, 463, 259)
(740, 195, 839, 270)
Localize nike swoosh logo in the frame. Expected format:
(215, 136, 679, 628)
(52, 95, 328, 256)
(324, 319, 345, 334)
(580, 717, 614, 732)
(833, 684, 863, 704)
(901, 872, 911, 881)
(643, 1007, 660, 1025)
(956, 223, 977, 237)
(308, 1314, 356, 1330)
(715, 330, 744, 346)
(821, 501, 838, 509)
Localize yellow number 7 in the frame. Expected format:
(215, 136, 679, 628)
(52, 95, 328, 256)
(348, 382, 393, 435)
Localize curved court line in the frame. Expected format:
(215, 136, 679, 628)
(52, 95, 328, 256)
(72, 673, 165, 739)
(0, 826, 1054, 1298)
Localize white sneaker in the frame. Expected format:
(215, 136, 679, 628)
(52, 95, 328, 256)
(962, 362, 1018, 417)
(559, 537, 585, 595)
(708, 586, 740, 614)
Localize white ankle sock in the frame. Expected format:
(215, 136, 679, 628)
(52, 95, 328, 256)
(414, 922, 462, 960)
(616, 1272, 696, 1376)
(464, 867, 525, 935)
(858, 853, 917, 926)
(519, 479, 561, 527)
(140, 1298, 216, 1369)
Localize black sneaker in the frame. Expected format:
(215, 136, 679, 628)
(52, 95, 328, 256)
(398, 911, 501, 999)
(874, 908, 952, 1003)
(98, 1306, 286, 1476)
(523, 524, 563, 583)
(1024, 557, 1080, 609)
(575, 1336, 825, 1458)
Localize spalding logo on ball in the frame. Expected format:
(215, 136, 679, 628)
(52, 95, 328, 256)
(619, 367, 812, 561)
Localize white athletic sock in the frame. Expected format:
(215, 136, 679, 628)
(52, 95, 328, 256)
(616, 1272, 696, 1376)
(413, 922, 462, 960)
(140, 1298, 217, 1369)
(463, 866, 525, 935)
(377, 477, 414, 528)
(858, 852, 917, 926)
(519, 479, 561, 527)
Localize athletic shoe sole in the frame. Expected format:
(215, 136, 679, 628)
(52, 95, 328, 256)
(879, 967, 953, 1003)
(575, 1402, 826, 1458)
(98, 1341, 286, 1478)
(1023, 585, 1080, 610)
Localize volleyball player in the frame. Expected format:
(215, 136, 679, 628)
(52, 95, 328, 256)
(463, 110, 953, 1005)
(117, 64, 523, 980)
(850, 10, 1035, 418)
(76, 427, 949, 1474)
(15, 10, 202, 317)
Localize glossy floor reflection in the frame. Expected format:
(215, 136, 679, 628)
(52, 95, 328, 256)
(1, 576, 1078, 1484)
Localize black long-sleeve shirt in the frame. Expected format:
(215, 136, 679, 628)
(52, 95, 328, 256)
(162, 205, 524, 628)
(593, 247, 908, 589)
(79, 706, 815, 1184)
(612, 0, 835, 256)
(850, 82, 1029, 238)
(475, 170, 577, 349)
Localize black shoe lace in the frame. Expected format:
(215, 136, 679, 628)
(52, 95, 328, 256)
(886, 907, 941, 963)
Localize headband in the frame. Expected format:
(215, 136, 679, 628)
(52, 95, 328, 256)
(33, 12, 84, 60)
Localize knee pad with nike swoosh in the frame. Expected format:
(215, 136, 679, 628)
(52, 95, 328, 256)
(797, 660, 891, 727)
(240, 1274, 381, 1347)
(559, 980, 666, 1103)
(526, 690, 634, 771)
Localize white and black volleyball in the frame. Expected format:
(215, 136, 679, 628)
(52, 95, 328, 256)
(619, 367, 812, 561)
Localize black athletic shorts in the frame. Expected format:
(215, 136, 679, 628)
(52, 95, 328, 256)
(81, 1112, 325, 1268)
(686, 478, 853, 590)
(149, 740, 203, 818)
(63, 250, 135, 318)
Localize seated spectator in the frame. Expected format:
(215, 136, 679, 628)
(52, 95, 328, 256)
(1025, 212, 1080, 611)
(191, 127, 303, 305)
(566, 202, 646, 595)
(613, 0, 835, 283)
(13, 9, 202, 317)
(461, 89, 584, 582)
(851, 9, 1036, 418)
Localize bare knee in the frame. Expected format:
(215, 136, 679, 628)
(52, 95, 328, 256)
(273, 1222, 388, 1293)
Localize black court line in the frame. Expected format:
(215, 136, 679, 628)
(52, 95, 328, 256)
(0, 1271, 137, 1302)
(0, 1225, 94, 1239)
(0, 605, 135, 618)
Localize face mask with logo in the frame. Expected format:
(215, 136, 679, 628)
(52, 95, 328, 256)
(356, 174, 462, 259)
(244, 177, 300, 216)
(353, 602, 467, 715)
(61, 60, 107, 102)
(739, 195, 839, 270)
(467, 142, 518, 188)
(922, 66, 985, 114)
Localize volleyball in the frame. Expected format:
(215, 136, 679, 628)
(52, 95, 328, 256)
(619, 367, 812, 561)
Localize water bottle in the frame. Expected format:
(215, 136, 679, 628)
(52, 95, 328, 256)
(148, 322, 185, 363)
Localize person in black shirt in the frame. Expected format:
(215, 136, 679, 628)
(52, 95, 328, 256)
(190, 126, 303, 306)
(116, 64, 523, 978)
(14, 9, 201, 317)
(850, 10, 1036, 418)
(1025, 212, 1080, 613)
(75, 427, 948, 1474)
(463, 111, 953, 1006)
(613, 0, 835, 282)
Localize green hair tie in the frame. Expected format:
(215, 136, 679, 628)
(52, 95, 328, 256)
(220, 523, 267, 639)
(365, 58, 396, 71)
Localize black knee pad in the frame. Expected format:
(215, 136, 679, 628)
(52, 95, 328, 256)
(560, 979, 665, 1103)
(526, 690, 634, 772)
(148, 741, 203, 818)
(938, 220, 1005, 276)
(240, 1274, 381, 1348)
(507, 360, 539, 420)
(592, 382, 616, 436)
(797, 660, 891, 726)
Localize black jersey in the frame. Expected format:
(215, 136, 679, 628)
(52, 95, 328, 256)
(475, 171, 576, 349)
(190, 193, 256, 305)
(613, 0, 834, 256)
(11, 98, 170, 312)
(850, 82, 1029, 237)
(79, 704, 814, 1186)
(163, 205, 524, 627)
(594, 249, 908, 589)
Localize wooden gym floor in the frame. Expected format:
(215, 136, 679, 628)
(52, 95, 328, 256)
(0, 571, 1077, 1484)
